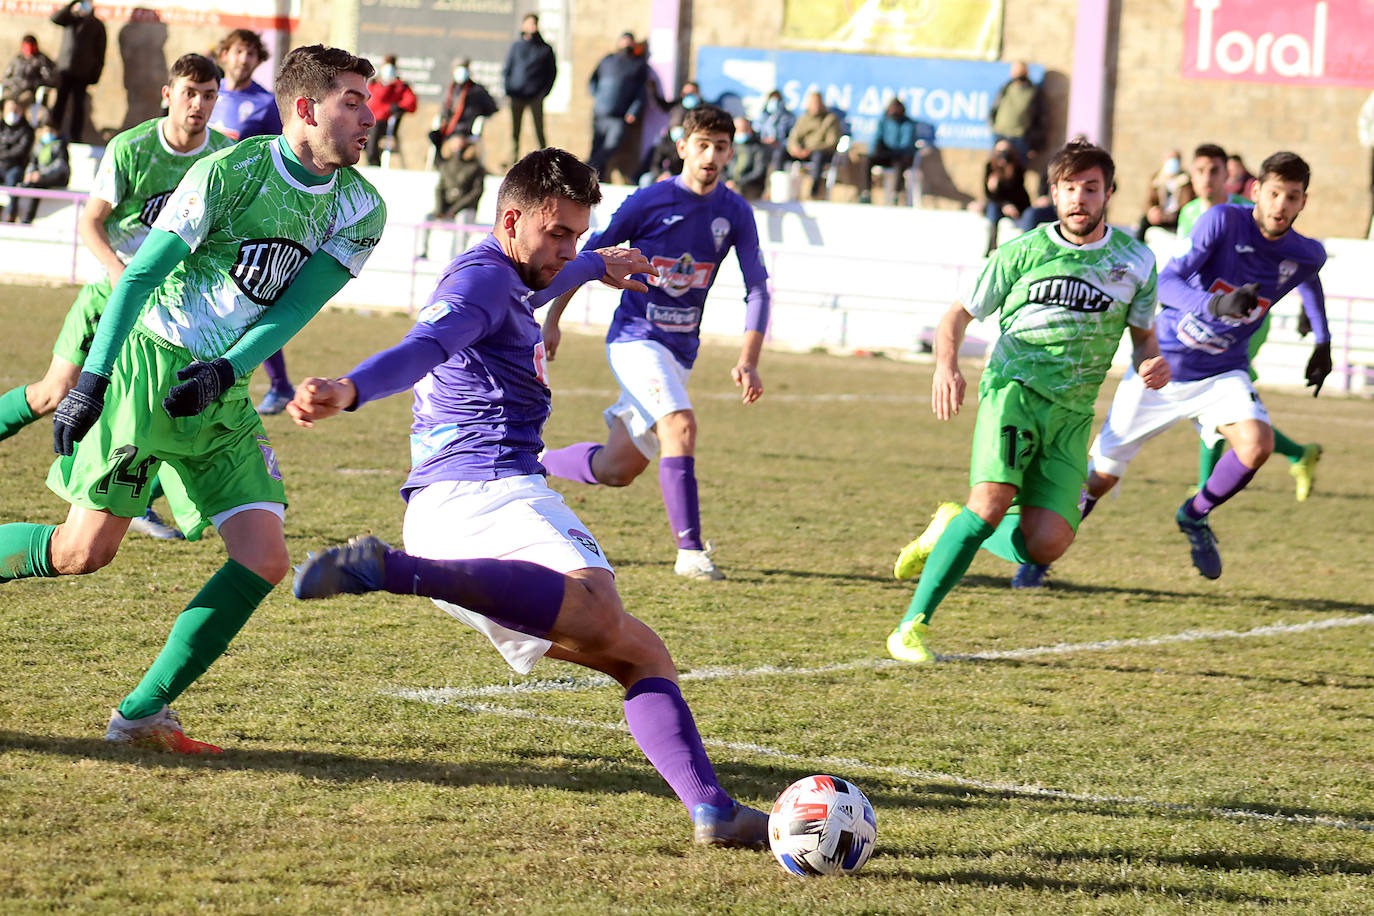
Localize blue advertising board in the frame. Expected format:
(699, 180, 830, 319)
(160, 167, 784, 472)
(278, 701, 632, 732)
(694, 46, 1042, 150)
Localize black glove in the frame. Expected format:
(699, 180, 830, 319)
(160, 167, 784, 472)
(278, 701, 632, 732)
(1296, 308, 1312, 338)
(53, 371, 109, 456)
(1207, 282, 1260, 319)
(1305, 341, 1332, 398)
(162, 358, 236, 418)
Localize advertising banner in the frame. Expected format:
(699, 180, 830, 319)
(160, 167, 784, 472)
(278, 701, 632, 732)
(1183, 0, 1374, 87)
(781, 0, 1002, 60)
(0, 0, 299, 29)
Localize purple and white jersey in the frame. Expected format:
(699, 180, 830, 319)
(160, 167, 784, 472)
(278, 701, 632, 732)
(588, 176, 769, 369)
(1156, 203, 1327, 382)
(208, 80, 283, 141)
(346, 235, 604, 495)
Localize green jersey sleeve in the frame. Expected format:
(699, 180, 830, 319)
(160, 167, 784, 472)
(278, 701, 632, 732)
(319, 176, 387, 277)
(1127, 264, 1158, 330)
(89, 136, 129, 207)
(153, 155, 233, 253)
(963, 246, 1021, 320)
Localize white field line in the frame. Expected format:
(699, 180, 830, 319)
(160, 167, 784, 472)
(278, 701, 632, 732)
(383, 695, 1374, 834)
(389, 614, 1374, 701)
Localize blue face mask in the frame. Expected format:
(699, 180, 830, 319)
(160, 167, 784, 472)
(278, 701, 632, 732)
(735, 131, 751, 143)
(765, 98, 778, 113)
(39, 131, 56, 145)
(669, 126, 684, 142)
(681, 94, 700, 109)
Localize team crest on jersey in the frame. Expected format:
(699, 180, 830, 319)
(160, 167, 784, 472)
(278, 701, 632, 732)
(138, 190, 174, 227)
(1026, 275, 1114, 312)
(710, 217, 730, 251)
(1278, 259, 1297, 286)
(230, 238, 312, 305)
(1107, 263, 1130, 283)
(417, 300, 453, 324)
(650, 253, 714, 298)
(566, 528, 601, 557)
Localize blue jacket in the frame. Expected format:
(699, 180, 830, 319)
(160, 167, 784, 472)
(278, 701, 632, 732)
(503, 32, 556, 100)
(588, 50, 648, 119)
(872, 115, 917, 155)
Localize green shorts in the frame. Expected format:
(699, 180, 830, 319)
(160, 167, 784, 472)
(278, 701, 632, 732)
(969, 375, 1091, 530)
(52, 275, 113, 366)
(47, 327, 286, 540)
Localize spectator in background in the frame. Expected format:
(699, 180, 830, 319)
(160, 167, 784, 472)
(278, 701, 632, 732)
(431, 58, 498, 157)
(418, 132, 485, 260)
(366, 55, 417, 166)
(209, 28, 281, 141)
(8, 108, 68, 223)
(1137, 148, 1194, 238)
(503, 13, 556, 161)
(1, 96, 35, 188)
(3, 34, 57, 104)
(754, 89, 795, 173)
(975, 138, 1032, 255)
(1225, 154, 1257, 199)
(786, 90, 841, 199)
(857, 97, 918, 204)
(587, 32, 649, 176)
(989, 60, 1044, 165)
(636, 79, 701, 184)
(726, 115, 767, 200)
(49, 0, 106, 142)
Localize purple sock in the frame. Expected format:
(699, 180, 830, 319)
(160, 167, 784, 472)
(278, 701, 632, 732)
(1081, 496, 1098, 520)
(624, 677, 732, 813)
(382, 551, 565, 638)
(263, 350, 292, 394)
(1188, 449, 1259, 519)
(658, 456, 703, 550)
(541, 442, 603, 485)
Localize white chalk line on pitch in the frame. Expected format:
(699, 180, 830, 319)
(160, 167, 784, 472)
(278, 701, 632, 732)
(384, 695, 1374, 834)
(386, 613, 1374, 701)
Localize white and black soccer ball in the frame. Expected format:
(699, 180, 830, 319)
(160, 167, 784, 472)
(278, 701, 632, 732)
(768, 775, 877, 876)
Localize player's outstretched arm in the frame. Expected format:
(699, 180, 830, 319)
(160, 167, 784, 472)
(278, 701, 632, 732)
(931, 303, 973, 420)
(732, 330, 764, 405)
(1129, 325, 1171, 390)
(287, 377, 357, 428)
(541, 291, 572, 361)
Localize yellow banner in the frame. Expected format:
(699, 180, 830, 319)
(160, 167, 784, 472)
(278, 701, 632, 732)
(782, 0, 1003, 60)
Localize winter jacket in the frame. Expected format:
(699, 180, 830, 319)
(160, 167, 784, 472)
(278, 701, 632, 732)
(367, 79, 417, 124)
(588, 49, 648, 119)
(2, 51, 57, 100)
(0, 117, 34, 170)
(503, 32, 556, 101)
(50, 2, 106, 84)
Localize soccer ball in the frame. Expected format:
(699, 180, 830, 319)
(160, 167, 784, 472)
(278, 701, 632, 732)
(768, 775, 877, 876)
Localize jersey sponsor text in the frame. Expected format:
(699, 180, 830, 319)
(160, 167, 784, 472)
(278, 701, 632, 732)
(230, 238, 312, 304)
(1026, 275, 1115, 312)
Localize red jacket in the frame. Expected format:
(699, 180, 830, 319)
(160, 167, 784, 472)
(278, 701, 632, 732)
(367, 80, 417, 121)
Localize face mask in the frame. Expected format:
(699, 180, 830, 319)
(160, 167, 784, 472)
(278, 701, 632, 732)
(765, 98, 778, 113)
(379, 65, 396, 83)
(3, 112, 20, 126)
(669, 126, 684, 142)
(453, 67, 469, 84)
(21, 42, 36, 57)
(1164, 157, 1181, 176)
(39, 131, 55, 145)
(735, 131, 751, 143)
(681, 94, 699, 110)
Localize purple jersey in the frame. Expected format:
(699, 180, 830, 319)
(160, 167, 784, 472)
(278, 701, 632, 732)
(587, 176, 769, 368)
(1156, 203, 1327, 381)
(208, 80, 283, 141)
(346, 235, 605, 495)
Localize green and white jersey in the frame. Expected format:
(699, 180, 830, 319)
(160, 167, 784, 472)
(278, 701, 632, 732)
(140, 136, 386, 360)
(1175, 193, 1251, 238)
(963, 223, 1157, 416)
(89, 117, 235, 264)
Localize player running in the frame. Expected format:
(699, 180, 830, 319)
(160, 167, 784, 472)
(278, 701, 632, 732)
(0, 45, 386, 754)
(887, 139, 1168, 663)
(539, 103, 770, 581)
(287, 148, 772, 849)
(0, 53, 232, 539)
(1030, 151, 1329, 583)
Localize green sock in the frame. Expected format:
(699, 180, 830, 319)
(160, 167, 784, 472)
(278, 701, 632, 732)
(981, 514, 1033, 564)
(899, 508, 994, 628)
(0, 385, 37, 442)
(117, 559, 273, 720)
(1197, 440, 1225, 490)
(0, 523, 58, 580)
(1273, 426, 1305, 463)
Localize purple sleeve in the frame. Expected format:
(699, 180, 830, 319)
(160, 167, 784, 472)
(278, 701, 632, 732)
(734, 201, 771, 334)
(1296, 274, 1329, 344)
(1158, 207, 1224, 316)
(531, 250, 608, 308)
(345, 334, 449, 409)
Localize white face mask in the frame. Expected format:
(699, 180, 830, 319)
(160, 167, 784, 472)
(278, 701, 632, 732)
(379, 65, 397, 83)
(3, 111, 20, 126)
(453, 67, 469, 84)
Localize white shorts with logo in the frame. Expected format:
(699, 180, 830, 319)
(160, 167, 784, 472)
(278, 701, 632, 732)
(1090, 367, 1270, 479)
(402, 475, 614, 674)
(603, 339, 694, 459)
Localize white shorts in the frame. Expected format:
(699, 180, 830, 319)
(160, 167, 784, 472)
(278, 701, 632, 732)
(402, 475, 614, 674)
(1090, 368, 1270, 479)
(603, 339, 694, 459)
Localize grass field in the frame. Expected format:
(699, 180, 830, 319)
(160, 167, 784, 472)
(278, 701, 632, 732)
(1, 282, 1372, 914)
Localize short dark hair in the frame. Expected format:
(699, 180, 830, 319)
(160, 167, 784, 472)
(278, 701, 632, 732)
(1258, 151, 1311, 190)
(168, 53, 220, 86)
(1047, 138, 1115, 188)
(21, 34, 37, 45)
(497, 148, 602, 214)
(1193, 143, 1227, 164)
(217, 28, 269, 63)
(681, 103, 733, 141)
(275, 45, 374, 119)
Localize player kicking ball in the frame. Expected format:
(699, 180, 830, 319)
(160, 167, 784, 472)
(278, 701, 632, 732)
(287, 148, 771, 849)
(539, 103, 770, 581)
(888, 139, 1168, 663)
(0, 45, 386, 753)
